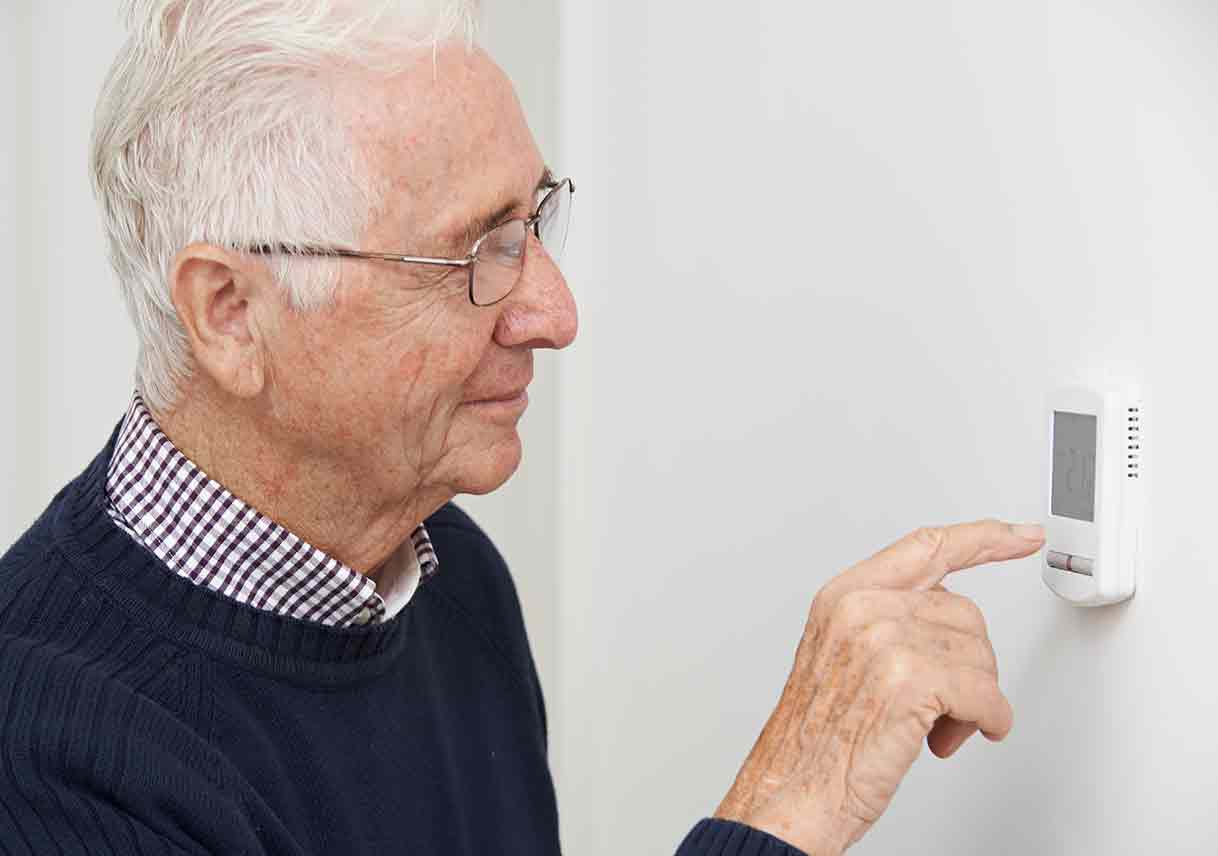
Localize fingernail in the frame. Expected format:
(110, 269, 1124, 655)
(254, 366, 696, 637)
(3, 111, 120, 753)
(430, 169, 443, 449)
(1011, 523, 1045, 542)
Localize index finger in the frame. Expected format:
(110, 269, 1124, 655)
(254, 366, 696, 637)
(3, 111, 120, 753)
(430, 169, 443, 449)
(840, 519, 1045, 592)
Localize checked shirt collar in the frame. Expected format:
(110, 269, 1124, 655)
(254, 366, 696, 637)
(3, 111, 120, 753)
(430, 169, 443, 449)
(104, 394, 438, 628)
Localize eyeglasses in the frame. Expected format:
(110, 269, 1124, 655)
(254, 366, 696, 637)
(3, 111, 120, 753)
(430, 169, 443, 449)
(245, 177, 575, 307)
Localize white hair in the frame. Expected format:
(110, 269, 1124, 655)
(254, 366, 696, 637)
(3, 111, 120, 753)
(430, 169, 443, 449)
(91, 0, 481, 412)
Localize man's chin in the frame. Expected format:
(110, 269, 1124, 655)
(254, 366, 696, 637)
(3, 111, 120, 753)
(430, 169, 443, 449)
(455, 434, 524, 496)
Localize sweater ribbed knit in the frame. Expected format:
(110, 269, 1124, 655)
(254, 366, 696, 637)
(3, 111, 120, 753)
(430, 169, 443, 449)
(0, 429, 805, 856)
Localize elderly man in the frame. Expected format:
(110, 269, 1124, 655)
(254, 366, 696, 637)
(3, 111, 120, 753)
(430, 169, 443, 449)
(0, 2, 1045, 854)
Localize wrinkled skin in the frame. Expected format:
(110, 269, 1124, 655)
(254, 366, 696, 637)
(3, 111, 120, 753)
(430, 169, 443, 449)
(716, 520, 1044, 854)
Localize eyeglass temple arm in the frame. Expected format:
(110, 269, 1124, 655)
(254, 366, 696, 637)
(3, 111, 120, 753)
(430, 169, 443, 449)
(243, 245, 475, 267)
(314, 249, 474, 267)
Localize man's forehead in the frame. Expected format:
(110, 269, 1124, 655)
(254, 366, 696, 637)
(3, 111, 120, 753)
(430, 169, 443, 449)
(339, 44, 542, 239)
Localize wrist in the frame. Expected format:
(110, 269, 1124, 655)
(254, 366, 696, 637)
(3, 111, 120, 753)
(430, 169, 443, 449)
(713, 803, 851, 856)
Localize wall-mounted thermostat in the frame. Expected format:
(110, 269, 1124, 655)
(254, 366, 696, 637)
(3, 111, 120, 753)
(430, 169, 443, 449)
(1043, 387, 1144, 606)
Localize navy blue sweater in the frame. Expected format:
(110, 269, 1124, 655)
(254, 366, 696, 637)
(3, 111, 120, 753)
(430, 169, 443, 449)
(0, 433, 804, 855)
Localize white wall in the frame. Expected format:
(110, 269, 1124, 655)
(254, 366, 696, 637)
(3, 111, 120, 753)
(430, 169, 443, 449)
(11, 3, 1218, 853)
(0, 0, 137, 541)
(0, 0, 562, 734)
(0, 4, 25, 535)
(555, 1, 1218, 853)
(18, 2, 136, 534)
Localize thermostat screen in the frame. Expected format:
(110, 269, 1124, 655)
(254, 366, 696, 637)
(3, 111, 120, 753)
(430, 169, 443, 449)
(1052, 411, 1097, 522)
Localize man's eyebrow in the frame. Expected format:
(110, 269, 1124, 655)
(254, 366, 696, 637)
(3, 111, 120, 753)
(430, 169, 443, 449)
(456, 167, 556, 252)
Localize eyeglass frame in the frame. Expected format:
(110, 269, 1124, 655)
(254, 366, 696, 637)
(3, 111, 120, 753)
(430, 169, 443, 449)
(244, 177, 575, 307)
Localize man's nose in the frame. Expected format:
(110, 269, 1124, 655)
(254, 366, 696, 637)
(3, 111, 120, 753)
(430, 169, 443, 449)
(493, 234, 578, 350)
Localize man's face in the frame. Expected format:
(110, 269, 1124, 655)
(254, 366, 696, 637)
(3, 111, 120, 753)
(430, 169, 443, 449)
(256, 45, 576, 512)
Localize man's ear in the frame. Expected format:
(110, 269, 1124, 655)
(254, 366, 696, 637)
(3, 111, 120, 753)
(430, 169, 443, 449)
(170, 243, 271, 400)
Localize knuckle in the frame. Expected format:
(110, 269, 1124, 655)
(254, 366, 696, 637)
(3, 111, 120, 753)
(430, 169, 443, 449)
(981, 677, 1013, 733)
(985, 644, 1000, 678)
(965, 638, 1001, 680)
(978, 671, 1007, 704)
(832, 589, 873, 631)
(931, 590, 988, 638)
(909, 526, 947, 561)
(954, 594, 989, 635)
(808, 584, 839, 626)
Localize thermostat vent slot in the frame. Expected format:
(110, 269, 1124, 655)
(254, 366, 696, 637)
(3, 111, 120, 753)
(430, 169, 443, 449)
(1127, 407, 1142, 479)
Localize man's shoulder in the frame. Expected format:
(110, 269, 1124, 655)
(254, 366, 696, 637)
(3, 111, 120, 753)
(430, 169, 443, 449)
(0, 479, 72, 582)
(0, 500, 86, 638)
(0, 526, 198, 725)
(0, 502, 210, 736)
(0, 432, 117, 621)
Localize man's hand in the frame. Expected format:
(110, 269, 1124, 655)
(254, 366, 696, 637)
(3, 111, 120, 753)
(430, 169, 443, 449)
(714, 520, 1045, 855)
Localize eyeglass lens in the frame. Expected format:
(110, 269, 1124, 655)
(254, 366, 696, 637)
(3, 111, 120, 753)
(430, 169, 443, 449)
(536, 180, 572, 263)
(470, 179, 573, 306)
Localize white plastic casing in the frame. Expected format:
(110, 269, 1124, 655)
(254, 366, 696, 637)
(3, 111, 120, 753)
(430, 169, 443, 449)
(1042, 387, 1144, 606)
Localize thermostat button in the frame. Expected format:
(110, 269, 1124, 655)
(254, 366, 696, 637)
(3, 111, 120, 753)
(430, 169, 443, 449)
(1047, 550, 1094, 576)
(1069, 555, 1094, 575)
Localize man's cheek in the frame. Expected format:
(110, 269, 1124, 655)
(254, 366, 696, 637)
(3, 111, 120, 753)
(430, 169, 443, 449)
(396, 347, 428, 381)
(395, 340, 469, 397)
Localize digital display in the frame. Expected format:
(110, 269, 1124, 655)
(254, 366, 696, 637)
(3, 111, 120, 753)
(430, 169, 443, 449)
(1052, 411, 1097, 522)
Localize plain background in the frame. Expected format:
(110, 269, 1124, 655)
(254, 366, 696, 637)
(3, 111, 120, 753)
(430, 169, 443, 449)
(4, 2, 1218, 854)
